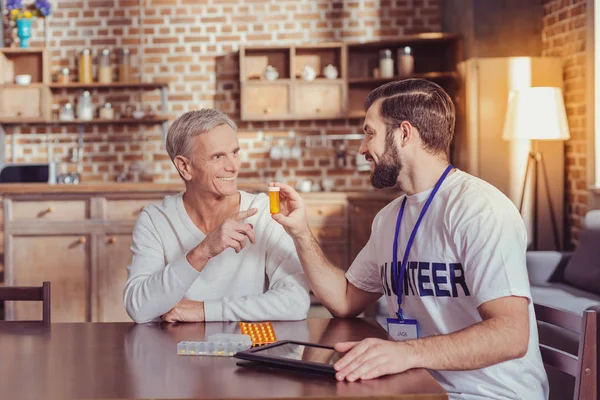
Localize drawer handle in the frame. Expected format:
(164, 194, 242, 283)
(37, 206, 54, 218)
(107, 236, 116, 245)
(317, 209, 324, 215)
(315, 108, 321, 113)
(78, 236, 87, 244)
(263, 107, 271, 114)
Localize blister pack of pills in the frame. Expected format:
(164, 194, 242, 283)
(239, 321, 277, 346)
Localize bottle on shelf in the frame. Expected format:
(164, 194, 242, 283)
(57, 67, 70, 84)
(397, 46, 414, 78)
(379, 49, 394, 78)
(99, 102, 114, 120)
(98, 48, 113, 84)
(77, 91, 94, 121)
(59, 102, 74, 121)
(118, 49, 132, 82)
(78, 49, 93, 84)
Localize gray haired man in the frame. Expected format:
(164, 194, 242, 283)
(124, 109, 310, 323)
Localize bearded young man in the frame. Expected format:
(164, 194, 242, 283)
(269, 79, 548, 400)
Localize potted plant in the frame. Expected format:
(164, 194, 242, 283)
(7, 0, 52, 48)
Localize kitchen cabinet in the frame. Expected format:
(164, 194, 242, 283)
(0, 86, 51, 119)
(348, 197, 391, 262)
(239, 34, 461, 121)
(1, 186, 396, 322)
(293, 82, 345, 118)
(97, 233, 133, 322)
(239, 44, 348, 121)
(8, 234, 90, 322)
(241, 82, 291, 120)
(305, 196, 349, 270)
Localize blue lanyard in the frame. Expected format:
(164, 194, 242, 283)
(392, 164, 454, 320)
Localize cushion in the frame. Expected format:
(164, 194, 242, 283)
(562, 210, 600, 295)
(530, 282, 600, 316)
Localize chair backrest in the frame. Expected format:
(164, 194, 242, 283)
(535, 303, 598, 400)
(0, 281, 51, 324)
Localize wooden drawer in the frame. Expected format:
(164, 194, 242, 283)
(105, 199, 162, 220)
(293, 83, 344, 118)
(310, 225, 346, 241)
(0, 86, 50, 118)
(241, 83, 290, 120)
(305, 202, 345, 219)
(321, 244, 348, 270)
(9, 234, 90, 322)
(11, 200, 88, 221)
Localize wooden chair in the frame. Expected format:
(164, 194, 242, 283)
(535, 303, 598, 400)
(0, 281, 51, 324)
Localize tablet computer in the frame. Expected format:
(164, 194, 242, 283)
(233, 340, 344, 375)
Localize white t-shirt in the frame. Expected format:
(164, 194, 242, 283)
(346, 170, 549, 400)
(124, 191, 310, 323)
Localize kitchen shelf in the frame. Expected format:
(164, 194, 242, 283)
(243, 79, 292, 85)
(240, 34, 461, 121)
(0, 47, 46, 54)
(0, 116, 168, 126)
(346, 33, 460, 49)
(348, 72, 458, 85)
(346, 111, 366, 119)
(1, 83, 46, 88)
(295, 78, 345, 83)
(49, 82, 169, 90)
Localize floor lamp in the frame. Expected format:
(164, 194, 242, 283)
(502, 87, 571, 250)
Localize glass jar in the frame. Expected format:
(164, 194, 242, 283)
(57, 67, 70, 84)
(78, 49, 93, 84)
(118, 48, 131, 82)
(99, 102, 114, 120)
(77, 91, 94, 121)
(379, 49, 394, 78)
(59, 102, 74, 121)
(98, 48, 112, 84)
(397, 46, 414, 78)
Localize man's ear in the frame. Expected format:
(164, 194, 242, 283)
(397, 121, 414, 147)
(173, 155, 193, 181)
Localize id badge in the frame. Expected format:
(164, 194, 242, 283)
(387, 318, 419, 341)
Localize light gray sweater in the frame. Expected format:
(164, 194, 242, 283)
(123, 191, 310, 323)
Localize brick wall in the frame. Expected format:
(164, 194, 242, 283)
(4, 0, 441, 190)
(541, 0, 587, 249)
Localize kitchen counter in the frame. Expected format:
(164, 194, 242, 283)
(0, 183, 397, 322)
(0, 183, 401, 200)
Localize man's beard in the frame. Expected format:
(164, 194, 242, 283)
(370, 135, 402, 189)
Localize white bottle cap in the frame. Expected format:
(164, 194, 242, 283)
(268, 186, 280, 192)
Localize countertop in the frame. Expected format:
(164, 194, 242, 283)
(0, 182, 401, 200)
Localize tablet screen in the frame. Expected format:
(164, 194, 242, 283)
(252, 343, 344, 365)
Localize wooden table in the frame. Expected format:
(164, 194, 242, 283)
(0, 318, 447, 399)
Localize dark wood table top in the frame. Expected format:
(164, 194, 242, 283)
(0, 318, 447, 400)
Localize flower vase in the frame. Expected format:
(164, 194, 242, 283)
(16, 18, 33, 48)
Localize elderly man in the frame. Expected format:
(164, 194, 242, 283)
(124, 109, 310, 323)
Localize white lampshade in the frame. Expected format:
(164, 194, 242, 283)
(502, 87, 571, 141)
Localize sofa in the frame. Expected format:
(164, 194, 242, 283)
(527, 210, 600, 400)
(527, 209, 600, 318)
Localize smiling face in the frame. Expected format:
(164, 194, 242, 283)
(175, 123, 241, 198)
(359, 100, 403, 189)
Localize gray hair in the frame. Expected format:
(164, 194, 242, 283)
(166, 108, 237, 162)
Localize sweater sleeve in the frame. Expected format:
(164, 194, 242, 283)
(123, 210, 201, 323)
(203, 221, 310, 322)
